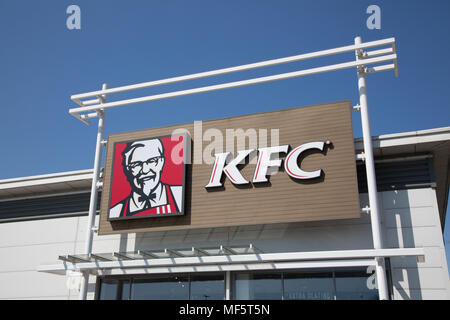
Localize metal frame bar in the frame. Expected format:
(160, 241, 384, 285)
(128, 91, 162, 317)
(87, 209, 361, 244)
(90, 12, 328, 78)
(40, 248, 424, 275)
(192, 247, 210, 256)
(165, 248, 185, 258)
(354, 36, 389, 300)
(113, 252, 134, 260)
(69, 38, 397, 123)
(69, 36, 401, 300)
(89, 254, 111, 262)
(69, 54, 397, 118)
(248, 244, 262, 254)
(71, 38, 395, 100)
(220, 246, 238, 255)
(137, 250, 159, 259)
(59, 255, 89, 264)
(97, 259, 377, 276)
(79, 84, 107, 300)
(225, 271, 231, 300)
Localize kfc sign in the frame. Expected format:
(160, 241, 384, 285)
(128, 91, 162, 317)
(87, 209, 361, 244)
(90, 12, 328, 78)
(205, 141, 331, 188)
(107, 133, 188, 221)
(99, 101, 361, 235)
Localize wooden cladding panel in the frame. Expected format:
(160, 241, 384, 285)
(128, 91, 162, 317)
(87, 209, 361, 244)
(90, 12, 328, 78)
(99, 100, 360, 235)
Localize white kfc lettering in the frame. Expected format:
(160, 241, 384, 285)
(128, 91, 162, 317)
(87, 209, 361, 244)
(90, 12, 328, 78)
(252, 145, 289, 183)
(205, 149, 254, 188)
(284, 141, 325, 180)
(205, 141, 328, 188)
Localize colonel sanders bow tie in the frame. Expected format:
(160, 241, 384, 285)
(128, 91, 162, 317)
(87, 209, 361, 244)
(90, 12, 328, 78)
(138, 193, 157, 208)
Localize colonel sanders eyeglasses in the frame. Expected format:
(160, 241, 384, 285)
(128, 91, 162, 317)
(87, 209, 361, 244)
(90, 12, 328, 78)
(126, 156, 164, 174)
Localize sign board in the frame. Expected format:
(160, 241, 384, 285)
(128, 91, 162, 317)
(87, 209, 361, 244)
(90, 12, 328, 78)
(99, 100, 360, 235)
(107, 133, 188, 221)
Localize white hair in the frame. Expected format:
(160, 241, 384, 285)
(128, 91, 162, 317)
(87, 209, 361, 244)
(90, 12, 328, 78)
(123, 138, 165, 166)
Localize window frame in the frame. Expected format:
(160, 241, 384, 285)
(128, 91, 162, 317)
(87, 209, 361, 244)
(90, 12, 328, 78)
(95, 266, 388, 300)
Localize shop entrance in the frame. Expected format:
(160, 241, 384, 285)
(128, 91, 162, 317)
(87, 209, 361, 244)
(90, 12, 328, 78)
(96, 268, 379, 300)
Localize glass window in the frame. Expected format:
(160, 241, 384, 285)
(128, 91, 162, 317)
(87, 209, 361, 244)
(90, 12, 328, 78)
(98, 279, 119, 300)
(190, 273, 225, 300)
(234, 272, 282, 300)
(121, 281, 131, 300)
(334, 271, 379, 300)
(131, 275, 189, 300)
(232, 269, 379, 301)
(97, 268, 382, 300)
(283, 272, 334, 300)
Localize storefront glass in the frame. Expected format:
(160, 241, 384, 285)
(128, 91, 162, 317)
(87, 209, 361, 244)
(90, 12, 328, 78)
(97, 269, 378, 300)
(283, 272, 334, 300)
(131, 275, 189, 300)
(98, 279, 119, 300)
(234, 273, 282, 300)
(335, 270, 379, 300)
(190, 273, 225, 300)
(232, 269, 379, 300)
(97, 273, 224, 300)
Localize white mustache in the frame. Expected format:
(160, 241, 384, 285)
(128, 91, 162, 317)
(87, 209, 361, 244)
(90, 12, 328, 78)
(140, 175, 156, 182)
(137, 169, 157, 184)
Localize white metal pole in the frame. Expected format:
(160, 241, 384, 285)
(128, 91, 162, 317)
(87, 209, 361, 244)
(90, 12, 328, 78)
(354, 36, 389, 300)
(225, 271, 231, 300)
(79, 84, 107, 300)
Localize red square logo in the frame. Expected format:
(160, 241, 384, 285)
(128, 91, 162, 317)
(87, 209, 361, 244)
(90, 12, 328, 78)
(107, 133, 188, 220)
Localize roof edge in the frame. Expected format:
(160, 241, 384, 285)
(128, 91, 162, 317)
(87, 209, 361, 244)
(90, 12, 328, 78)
(1, 126, 450, 188)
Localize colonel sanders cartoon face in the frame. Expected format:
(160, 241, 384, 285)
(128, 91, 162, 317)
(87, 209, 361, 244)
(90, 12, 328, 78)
(123, 139, 165, 197)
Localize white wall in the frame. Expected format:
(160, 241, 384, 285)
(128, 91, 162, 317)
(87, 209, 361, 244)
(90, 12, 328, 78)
(0, 188, 448, 300)
(381, 188, 450, 300)
(0, 217, 81, 299)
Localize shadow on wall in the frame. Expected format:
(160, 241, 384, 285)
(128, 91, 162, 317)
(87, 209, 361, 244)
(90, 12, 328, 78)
(115, 191, 425, 300)
(126, 201, 374, 254)
(383, 189, 422, 300)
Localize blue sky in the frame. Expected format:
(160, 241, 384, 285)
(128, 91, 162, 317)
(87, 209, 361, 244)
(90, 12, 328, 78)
(1, 1, 449, 273)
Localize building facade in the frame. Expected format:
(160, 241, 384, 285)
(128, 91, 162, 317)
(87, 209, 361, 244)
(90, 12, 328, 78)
(0, 126, 449, 300)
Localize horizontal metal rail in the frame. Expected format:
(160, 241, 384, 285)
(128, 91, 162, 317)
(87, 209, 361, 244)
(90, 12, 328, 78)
(69, 37, 397, 124)
(40, 247, 424, 275)
(71, 37, 395, 101)
(97, 259, 377, 276)
(70, 54, 397, 116)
